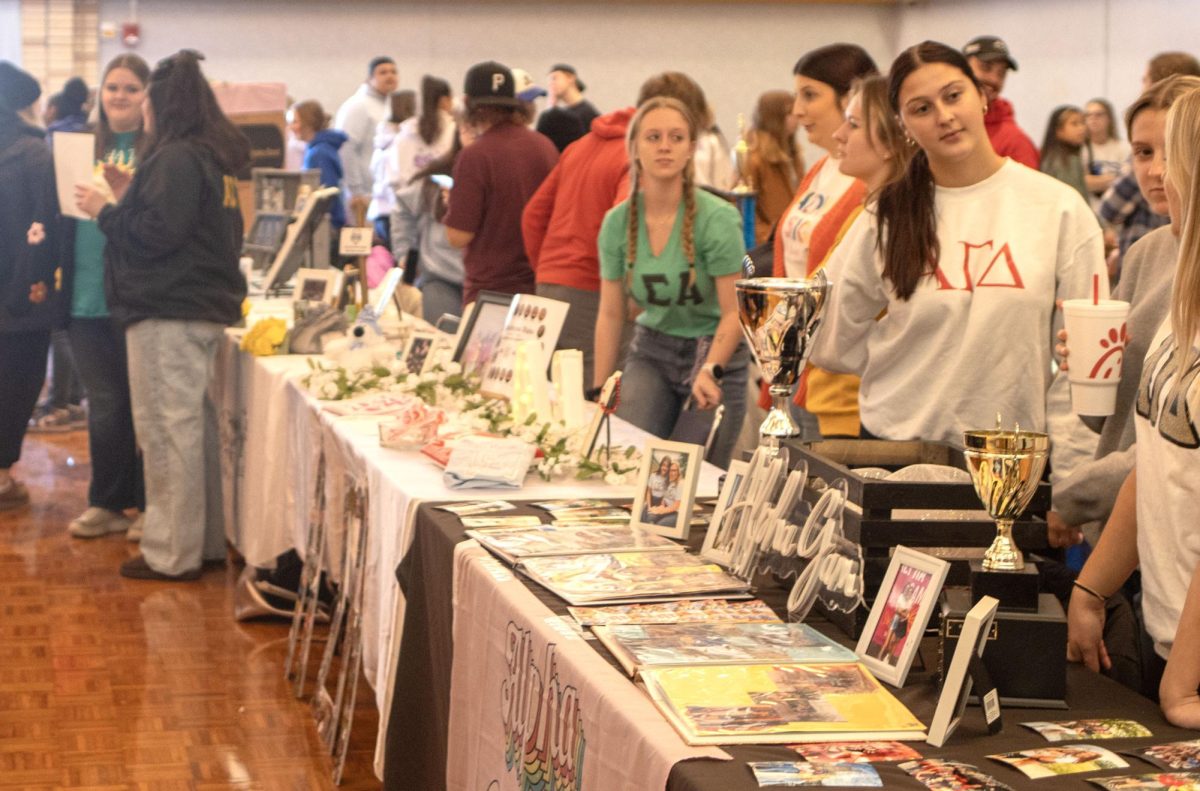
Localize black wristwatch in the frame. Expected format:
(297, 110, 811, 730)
(701, 362, 724, 382)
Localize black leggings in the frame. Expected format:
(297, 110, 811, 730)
(0, 330, 51, 468)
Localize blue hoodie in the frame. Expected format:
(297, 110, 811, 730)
(304, 128, 348, 229)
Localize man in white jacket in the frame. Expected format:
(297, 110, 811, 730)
(334, 56, 398, 221)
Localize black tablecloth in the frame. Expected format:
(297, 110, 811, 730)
(384, 502, 1198, 790)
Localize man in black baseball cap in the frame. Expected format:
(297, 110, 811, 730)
(963, 36, 1039, 169)
(444, 61, 558, 305)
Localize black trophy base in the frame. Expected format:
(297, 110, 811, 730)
(969, 560, 1040, 612)
(940, 587, 1067, 707)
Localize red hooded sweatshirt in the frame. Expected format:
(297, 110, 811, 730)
(984, 97, 1040, 170)
(522, 107, 635, 292)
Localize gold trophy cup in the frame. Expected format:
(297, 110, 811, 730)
(735, 274, 830, 448)
(962, 426, 1049, 572)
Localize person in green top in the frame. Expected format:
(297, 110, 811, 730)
(594, 95, 748, 467)
(62, 54, 149, 540)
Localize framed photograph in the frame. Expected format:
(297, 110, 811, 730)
(700, 459, 750, 566)
(400, 330, 438, 375)
(927, 595, 999, 748)
(630, 440, 703, 540)
(855, 546, 950, 687)
(452, 291, 513, 379)
(583, 370, 622, 460)
(293, 267, 343, 307)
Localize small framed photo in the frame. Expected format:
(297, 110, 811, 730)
(700, 459, 750, 566)
(855, 546, 950, 688)
(452, 291, 513, 379)
(400, 330, 437, 375)
(294, 267, 343, 307)
(927, 595, 1000, 747)
(630, 440, 703, 540)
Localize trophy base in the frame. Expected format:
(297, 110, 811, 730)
(969, 560, 1039, 612)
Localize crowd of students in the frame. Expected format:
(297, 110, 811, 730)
(2, 34, 1198, 728)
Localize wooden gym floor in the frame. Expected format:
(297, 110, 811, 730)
(0, 429, 381, 790)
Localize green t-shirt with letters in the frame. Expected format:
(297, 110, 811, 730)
(598, 188, 744, 338)
(72, 131, 137, 318)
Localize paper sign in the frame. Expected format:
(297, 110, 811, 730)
(338, 226, 373, 256)
(53, 132, 96, 220)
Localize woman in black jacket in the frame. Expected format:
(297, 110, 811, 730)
(76, 50, 249, 580)
(0, 62, 59, 511)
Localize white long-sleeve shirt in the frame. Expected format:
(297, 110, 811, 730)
(333, 83, 387, 201)
(811, 159, 1106, 443)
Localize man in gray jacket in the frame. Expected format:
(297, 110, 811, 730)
(334, 56, 398, 221)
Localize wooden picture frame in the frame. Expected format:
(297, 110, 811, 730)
(700, 459, 750, 566)
(855, 546, 950, 687)
(630, 440, 703, 541)
(927, 595, 1000, 747)
(452, 291, 513, 379)
(293, 267, 343, 308)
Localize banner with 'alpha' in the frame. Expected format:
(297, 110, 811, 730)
(445, 543, 728, 790)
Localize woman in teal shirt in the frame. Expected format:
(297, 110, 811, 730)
(63, 54, 148, 539)
(594, 95, 747, 467)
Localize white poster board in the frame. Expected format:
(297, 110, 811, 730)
(53, 132, 96, 220)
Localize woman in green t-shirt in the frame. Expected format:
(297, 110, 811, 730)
(62, 54, 148, 540)
(594, 96, 747, 467)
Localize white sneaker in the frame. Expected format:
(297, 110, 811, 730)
(68, 507, 132, 539)
(127, 513, 145, 542)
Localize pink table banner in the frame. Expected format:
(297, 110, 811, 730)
(446, 543, 729, 790)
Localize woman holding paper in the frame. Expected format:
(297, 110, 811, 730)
(59, 53, 150, 541)
(593, 96, 747, 468)
(0, 61, 59, 511)
(810, 41, 1105, 444)
(75, 50, 249, 581)
(1067, 85, 1200, 729)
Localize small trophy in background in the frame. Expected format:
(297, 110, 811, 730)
(962, 419, 1049, 611)
(735, 274, 829, 458)
(730, 113, 757, 251)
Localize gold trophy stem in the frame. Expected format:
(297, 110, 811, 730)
(982, 518, 1024, 571)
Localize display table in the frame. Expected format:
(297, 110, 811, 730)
(210, 332, 724, 773)
(385, 502, 1199, 791)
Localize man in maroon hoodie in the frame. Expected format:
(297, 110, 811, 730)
(522, 71, 711, 387)
(963, 35, 1040, 169)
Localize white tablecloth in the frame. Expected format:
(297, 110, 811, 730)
(211, 334, 724, 772)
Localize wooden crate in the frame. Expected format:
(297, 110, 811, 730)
(782, 439, 1052, 637)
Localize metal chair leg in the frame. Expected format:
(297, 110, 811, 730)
(331, 489, 370, 781)
(313, 477, 360, 745)
(285, 450, 327, 696)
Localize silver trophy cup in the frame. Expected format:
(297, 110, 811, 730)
(735, 273, 830, 447)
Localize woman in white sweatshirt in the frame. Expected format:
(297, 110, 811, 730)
(811, 41, 1105, 444)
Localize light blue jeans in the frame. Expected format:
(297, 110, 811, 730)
(125, 319, 226, 575)
(616, 324, 749, 468)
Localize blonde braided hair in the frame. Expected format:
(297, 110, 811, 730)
(623, 96, 699, 289)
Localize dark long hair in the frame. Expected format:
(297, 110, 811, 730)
(418, 76, 451, 145)
(413, 125, 464, 220)
(144, 50, 250, 175)
(876, 41, 983, 301)
(96, 53, 149, 160)
(1040, 105, 1083, 174)
(793, 43, 879, 99)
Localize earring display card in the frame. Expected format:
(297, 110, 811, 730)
(480, 294, 569, 400)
